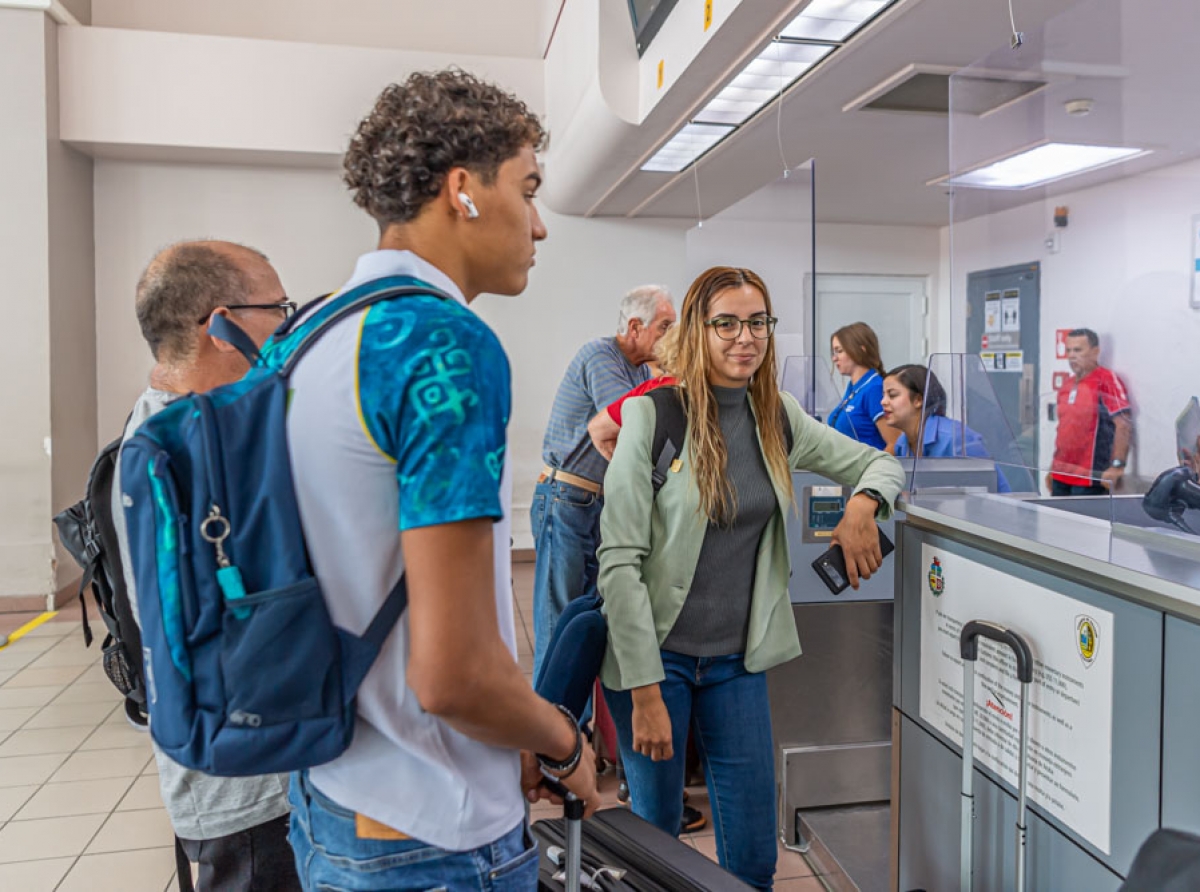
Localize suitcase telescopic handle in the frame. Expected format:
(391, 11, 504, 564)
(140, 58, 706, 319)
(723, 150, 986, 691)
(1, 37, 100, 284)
(541, 774, 584, 892)
(541, 775, 586, 821)
(960, 621, 1034, 683)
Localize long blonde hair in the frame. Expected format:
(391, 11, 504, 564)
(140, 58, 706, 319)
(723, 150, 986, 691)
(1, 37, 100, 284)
(656, 267, 792, 526)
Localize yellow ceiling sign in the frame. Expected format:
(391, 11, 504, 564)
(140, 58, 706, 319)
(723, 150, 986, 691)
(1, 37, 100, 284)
(704, 0, 713, 31)
(657, 59, 664, 89)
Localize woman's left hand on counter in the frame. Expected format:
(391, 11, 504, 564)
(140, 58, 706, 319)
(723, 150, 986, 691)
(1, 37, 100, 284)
(830, 494, 883, 589)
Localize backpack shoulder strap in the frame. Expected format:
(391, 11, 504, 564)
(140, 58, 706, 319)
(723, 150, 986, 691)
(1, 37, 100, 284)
(778, 400, 796, 455)
(647, 386, 687, 494)
(279, 276, 454, 375)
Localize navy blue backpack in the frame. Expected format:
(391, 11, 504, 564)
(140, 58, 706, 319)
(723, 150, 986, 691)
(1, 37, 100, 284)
(119, 276, 447, 776)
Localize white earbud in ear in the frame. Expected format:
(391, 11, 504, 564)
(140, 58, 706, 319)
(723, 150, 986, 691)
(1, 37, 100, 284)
(458, 193, 480, 219)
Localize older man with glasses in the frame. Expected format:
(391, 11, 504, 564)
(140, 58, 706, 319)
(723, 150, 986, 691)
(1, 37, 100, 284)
(112, 240, 301, 892)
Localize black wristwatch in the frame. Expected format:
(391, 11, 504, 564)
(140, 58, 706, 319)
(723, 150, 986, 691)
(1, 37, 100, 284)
(537, 704, 582, 778)
(857, 488, 886, 509)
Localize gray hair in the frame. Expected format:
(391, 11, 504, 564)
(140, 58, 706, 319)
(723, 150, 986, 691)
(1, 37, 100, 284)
(617, 284, 671, 335)
(135, 240, 269, 361)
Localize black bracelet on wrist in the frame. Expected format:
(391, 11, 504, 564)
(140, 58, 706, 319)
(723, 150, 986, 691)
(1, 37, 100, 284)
(537, 704, 582, 778)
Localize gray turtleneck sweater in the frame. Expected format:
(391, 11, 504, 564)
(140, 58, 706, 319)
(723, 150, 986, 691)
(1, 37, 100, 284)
(662, 384, 777, 657)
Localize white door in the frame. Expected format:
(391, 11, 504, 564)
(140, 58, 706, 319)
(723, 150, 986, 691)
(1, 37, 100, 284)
(814, 274, 928, 380)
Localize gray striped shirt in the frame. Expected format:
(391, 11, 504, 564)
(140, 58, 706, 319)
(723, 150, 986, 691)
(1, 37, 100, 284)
(540, 337, 650, 483)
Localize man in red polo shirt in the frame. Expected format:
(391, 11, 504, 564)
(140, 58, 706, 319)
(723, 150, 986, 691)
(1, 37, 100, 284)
(1048, 328, 1133, 496)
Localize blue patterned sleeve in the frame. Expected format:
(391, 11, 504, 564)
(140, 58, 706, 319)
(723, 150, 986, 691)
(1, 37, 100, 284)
(355, 297, 511, 531)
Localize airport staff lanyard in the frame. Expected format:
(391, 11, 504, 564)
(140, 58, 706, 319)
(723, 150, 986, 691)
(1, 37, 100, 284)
(829, 369, 879, 441)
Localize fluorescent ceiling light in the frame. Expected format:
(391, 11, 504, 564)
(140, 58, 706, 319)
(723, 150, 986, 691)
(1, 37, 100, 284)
(948, 142, 1150, 190)
(693, 42, 833, 126)
(641, 123, 735, 172)
(781, 0, 890, 42)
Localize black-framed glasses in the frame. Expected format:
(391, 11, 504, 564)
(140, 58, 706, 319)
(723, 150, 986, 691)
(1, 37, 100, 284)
(198, 301, 297, 324)
(705, 315, 778, 341)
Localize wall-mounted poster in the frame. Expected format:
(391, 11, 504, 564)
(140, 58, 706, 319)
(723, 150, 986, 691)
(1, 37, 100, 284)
(984, 291, 1002, 333)
(1001, 288, 1021, 332)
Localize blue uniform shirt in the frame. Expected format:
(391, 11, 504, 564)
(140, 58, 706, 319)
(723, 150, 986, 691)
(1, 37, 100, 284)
(895, 414, 1012, 493)
(827, 371, 886, 449)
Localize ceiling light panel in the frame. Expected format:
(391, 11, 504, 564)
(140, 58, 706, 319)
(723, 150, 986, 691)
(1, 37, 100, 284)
(693, 42, 833, 126)
(641, 123, 735, 172)
(949, 142, 1149, 190)
(781, 0, 891, 42)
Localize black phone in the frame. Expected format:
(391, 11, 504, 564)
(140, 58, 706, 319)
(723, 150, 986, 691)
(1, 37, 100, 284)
(811, 526, 895, 595)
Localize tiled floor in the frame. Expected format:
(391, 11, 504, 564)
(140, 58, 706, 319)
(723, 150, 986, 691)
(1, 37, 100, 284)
(0, 565, 827, 891)
(0, 618, 177, 892)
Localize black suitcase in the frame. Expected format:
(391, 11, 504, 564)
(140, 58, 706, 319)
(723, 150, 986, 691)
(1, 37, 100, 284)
(533, 801, 753, 891)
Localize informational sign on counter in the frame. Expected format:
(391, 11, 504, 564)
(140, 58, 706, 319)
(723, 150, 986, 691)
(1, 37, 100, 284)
(918, 544, 1115, 854)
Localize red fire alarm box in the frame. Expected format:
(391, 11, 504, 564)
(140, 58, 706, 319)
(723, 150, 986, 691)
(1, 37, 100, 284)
(1052, 371, 1070, 392)
(1055, 329, 1072, 359)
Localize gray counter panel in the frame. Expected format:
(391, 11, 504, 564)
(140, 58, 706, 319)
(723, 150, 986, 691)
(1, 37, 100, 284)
(896, 526, 1163, 875)
(1163, 615, 1200, 834)
(898, 713, 1123, 892)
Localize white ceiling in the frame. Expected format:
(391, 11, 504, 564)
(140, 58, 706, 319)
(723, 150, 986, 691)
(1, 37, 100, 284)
(90, 0, 560, 59)
(82, 0, 1200, 229)
(601, 0, 1200, 227)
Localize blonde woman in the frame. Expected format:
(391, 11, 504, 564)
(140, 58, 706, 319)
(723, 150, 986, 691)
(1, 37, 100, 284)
(598, 267, 904, 890)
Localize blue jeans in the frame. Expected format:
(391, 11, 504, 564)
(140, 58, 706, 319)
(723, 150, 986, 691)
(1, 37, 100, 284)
(530, 476, 603, 682)
(288, 770, 537, 892)
(604, 652, 777, 892)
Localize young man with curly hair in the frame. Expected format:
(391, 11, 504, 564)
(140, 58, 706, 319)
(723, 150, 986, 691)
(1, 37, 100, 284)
(282, 71, 598, 891)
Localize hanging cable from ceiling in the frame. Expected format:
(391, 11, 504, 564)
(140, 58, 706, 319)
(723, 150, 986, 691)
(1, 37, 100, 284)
(692, 162, 704, 228)
(773, 40, 791, 178)
(1007, 0, 1024, 48)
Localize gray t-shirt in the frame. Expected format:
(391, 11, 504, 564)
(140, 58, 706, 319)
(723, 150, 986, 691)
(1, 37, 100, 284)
(662, 385, 777, 657)
(113, 386, 290, 841)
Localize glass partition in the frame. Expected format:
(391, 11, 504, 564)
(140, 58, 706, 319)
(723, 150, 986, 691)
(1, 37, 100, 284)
(779, 355, 841, 421)
(685, 159, 816, 390)
(906, 353, 1039, 496)
(941, 0, 1200, 577)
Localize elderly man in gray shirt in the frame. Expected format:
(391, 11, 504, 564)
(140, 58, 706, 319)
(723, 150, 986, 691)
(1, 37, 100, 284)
(532, 285, 675, 681)
(112, 240, 299, 891)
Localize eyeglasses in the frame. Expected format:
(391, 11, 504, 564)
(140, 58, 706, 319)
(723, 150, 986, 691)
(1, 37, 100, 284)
(198, 301, 297, 324)
(705, 315, 778, 340)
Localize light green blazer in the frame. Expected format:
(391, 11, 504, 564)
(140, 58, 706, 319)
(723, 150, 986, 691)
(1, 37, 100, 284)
(598, 389, 905, 691)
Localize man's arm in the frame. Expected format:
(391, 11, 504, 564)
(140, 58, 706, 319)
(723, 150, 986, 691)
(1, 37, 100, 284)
(404, 518, 597, 809)
(1101, 412, 1133, 488)
(588, 410, 621, 460)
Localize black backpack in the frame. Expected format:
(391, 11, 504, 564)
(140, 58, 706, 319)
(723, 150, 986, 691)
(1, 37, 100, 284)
(646, 386, 794, 492)
(53, 429, 147, 725)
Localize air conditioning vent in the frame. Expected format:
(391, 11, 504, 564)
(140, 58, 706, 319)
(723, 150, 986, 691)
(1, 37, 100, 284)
(845, 64, 1047, 116)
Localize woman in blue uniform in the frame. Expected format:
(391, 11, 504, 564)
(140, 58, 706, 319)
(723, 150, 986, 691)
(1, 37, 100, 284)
(827, 322, 898, 452)
(881, 364, 1012, 493)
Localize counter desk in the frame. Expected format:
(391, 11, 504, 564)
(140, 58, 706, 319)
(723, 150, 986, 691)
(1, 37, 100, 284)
(893, 492, 1200, 890)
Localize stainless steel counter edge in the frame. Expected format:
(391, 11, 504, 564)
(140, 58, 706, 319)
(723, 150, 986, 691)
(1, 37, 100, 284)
(899, 496, 1200, 623)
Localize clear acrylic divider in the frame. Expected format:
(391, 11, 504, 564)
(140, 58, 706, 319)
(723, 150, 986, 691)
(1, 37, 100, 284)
(779, 354, 841, 422)
(945, 0, 1200, 577)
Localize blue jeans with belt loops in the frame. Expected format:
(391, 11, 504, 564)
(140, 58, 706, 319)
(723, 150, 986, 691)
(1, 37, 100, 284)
(288, 770, 537, 892)
(604, 652, 778, 891)
(530, 476, 603, 683)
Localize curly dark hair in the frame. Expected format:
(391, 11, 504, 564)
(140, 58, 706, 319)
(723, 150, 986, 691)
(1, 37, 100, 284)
(344, 69, 545, 226)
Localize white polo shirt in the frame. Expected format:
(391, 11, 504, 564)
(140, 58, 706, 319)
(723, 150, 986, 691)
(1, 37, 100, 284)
(284, 249, 521, 851)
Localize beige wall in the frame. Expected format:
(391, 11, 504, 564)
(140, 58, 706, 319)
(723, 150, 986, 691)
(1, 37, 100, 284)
(45, 14, 98, 590)
(93, 160, 689, 549)
(0, 9, 56, 599)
